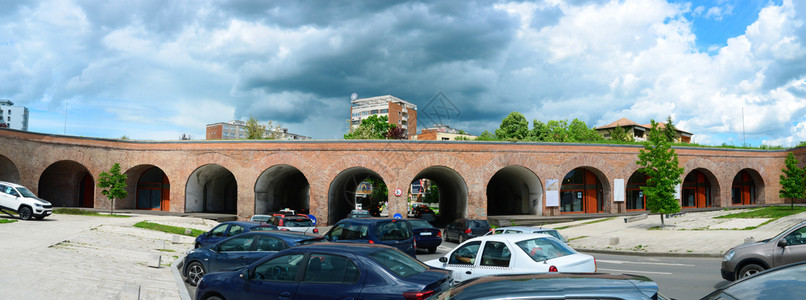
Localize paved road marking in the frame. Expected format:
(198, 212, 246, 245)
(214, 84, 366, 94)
(597, 268, 673, 275)
(597, 259, 695, 267)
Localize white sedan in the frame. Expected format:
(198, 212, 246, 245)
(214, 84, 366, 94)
(425, 233, 596, 283)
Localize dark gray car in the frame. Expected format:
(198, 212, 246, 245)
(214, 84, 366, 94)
(721, 220, 806, 281)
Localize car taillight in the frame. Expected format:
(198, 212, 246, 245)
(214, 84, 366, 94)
(437, 231, 442, 237)
(313, 228, 319, 233)
(368, 240, 375, 244)
(465, 228, 471, 234)
(549, 265, 558, 272)
(403, 290, 435, 300)
(594, 257, 597, 272)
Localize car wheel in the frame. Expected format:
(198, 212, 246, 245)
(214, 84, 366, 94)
(203, 296, 224, 300)
(737, 264, 765, 280)
(427, 246, 437, 254)
(459, 234, 466, 244)
(19, 207, 32, 220)
(187, 262, 206, 286)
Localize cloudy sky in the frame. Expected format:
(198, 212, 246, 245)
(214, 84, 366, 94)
(1, 0, 804, 146)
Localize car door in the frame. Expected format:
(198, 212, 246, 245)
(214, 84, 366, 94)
(208, 234, 256, 272)
(237, 253, 304, 299)
(445, 241, 481, 283)
(473, 240, 514, 279)
(775, 226, 806, 267)
(0, 184, 14, 209)
(295, 253, 364, 299)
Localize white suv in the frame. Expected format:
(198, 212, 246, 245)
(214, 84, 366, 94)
(0, 181, 53, 220)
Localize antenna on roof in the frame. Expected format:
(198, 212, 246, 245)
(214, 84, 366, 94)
(350, 93, 358, 101)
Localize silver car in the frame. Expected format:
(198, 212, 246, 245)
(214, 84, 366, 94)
(721, 220, 806, 281)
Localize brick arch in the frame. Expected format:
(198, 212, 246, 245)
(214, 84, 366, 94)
(682, 158, 722, 207)
(250, 152, 317, 217)
(479, 154, 545, 216)
(324, 154, 396, 225)
(557, 155, 616, 214)
(0, 154, 20, 183)
(398, 154, 474, 219)
(729, 167, 766, 205)
(39, 160, 95, 208)
(185, 163, 238, 214)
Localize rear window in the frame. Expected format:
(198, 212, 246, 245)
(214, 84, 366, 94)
(369, 249, 428, 277)
(468, 220, 490, 228)
(515, 237, 575, 262)
(329, 223, 370, 240)
(408, 219, 433, 229)
(285, 218, 313, 227)
(375, 220, 412, 241)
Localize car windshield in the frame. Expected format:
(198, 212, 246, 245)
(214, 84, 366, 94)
(251, 215, 271, 222)
(369, 249, 428, 278)
(515, 237, 575, 262)
(537, 230, 565, 242)
(770, 223, 806, 242)
(285, 218, 313, 227)
(376, 220, 412, 241)
(408, 219, 433, 229)
(330, 224, 370, 240)
(16, 187, 37, 198)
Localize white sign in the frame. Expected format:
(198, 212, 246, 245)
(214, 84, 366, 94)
(674, 183, 682, 199)
(613, 179, 625, 202)
(545, 179, 560, 207)
(394, 188, 403, 197)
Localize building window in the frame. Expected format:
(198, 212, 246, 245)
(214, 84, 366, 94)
(361, 111, 369, 116)
(380, 109, 388, 113)
(560, 168, 603, 214)
(370, 110, 378, 114)
(442, 137, 450, 140)
(626, 172, 647, 211)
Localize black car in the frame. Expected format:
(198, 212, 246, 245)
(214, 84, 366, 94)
(324, 218, 416, 257)
(443, 218, 491, 243)
(703, 261, 806, 300)
(195, 243, 453, 300)
(409, 219, 442, 253)
(430, 273, 666, 300)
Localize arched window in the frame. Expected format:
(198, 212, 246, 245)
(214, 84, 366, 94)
(731, 170, 756, 205)
(626, 172, 647, 211)
(682, 170, 711, 208)
(560, 168, 602, 214)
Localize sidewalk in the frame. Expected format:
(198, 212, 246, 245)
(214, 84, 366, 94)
(544, 209, 806, 257)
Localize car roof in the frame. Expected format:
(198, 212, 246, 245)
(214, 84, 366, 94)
(710, 260, 806, 299)
(291, 242, 396, 254)
(446, 273, 659, 300)
(336, 218, 409, 224)
(244, 231, 320, 240)
(495, 226, 557, 232)
(222, 221, 274, 228)
(468, 233, 557, 242)
(0, 181, 24, 188)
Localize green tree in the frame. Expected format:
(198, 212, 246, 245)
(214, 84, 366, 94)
(98, 163, 127, 215)
(495, 112, 529, 141)
(779, 152, 805, 209)
(245, 115, 266, 139)
(662, 116, 678, 143)
(263, 120, 283, 140)
(610, 126, 633, 142)
(636, 120, 684, 226)
(545, 120, 569, 142)
(567, 119, 603, 142)
(530, 120, 550, 141)
(475, 130, 497, 141)
(344, 115, 394, 139)
(423, 184, 440, 204)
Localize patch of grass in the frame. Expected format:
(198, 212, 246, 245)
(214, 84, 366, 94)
(53, 208, 130, 218)
(554, 225, 570, 230)
(134, 221, 204, 237)
(716, 206, 806, 220)
(0, 219, 17, 224)
(648, 226, 663, 230)
(582, 217, 617, 225)
(631, 245, 647, 251)
(738, 219, 775, 231)
(157, 248, 176, 253)
(567, 236, 588, 242)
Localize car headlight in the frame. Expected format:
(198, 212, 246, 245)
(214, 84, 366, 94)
(34, 203, 42, 207)
(723, 250, 735, 262)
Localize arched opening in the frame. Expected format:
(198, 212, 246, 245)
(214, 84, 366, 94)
(327, 167, 385, 225)
(486, 166, 543, 216)
(0, 155, 20, 183)
(39, 160, 93, 207)
(732, 169, 763, 205)
(137, 167, 170, 211)
(626, 171, 647, 211)
(409, 166, 468, 226)
(185, 164, 237, 214)
(255, 165, 310, 215)
(682, 169, 714, 208)
(560, 168, 603, 214)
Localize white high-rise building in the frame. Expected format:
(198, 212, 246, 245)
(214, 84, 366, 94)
(0, 100, 29, 131)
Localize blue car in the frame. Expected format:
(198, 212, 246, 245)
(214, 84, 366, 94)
(409, 219, 442, 253)
(194, 221, 278, 248)
(195, 243, 453, 300)
(184, 231, 323, 286)
(324, 218, 416, 257)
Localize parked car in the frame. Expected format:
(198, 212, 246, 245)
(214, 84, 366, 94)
(721, 220, 806, 281)
(268, 214, 319, 234)
(430, 273, 665, 300)
(194, 221, 278, 248)
(704, 261, 806, 300)
(323, 218, 416, 257)
(195, 243, 453, 300)
(249, 214, 272, 223)
(345, 209, 372, 218)
(0, 181, 52, 220)
(486, 226, 567, 243)
(425, 233, 596, 283)
(183, 231, 323, 286)
(443, 218, 491, 243)
(409, 219, 442, 253)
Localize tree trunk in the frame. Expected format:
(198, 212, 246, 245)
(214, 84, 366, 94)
(660, 214, 665, 227)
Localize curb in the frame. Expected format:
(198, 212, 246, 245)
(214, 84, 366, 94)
(172, 253, 192, 300)
(579, 248, 724, 258)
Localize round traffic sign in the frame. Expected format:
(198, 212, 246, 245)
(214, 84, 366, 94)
(394, 188, 403, 197)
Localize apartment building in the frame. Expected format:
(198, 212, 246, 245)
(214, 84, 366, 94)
(206, 120, 310, 140)
(350, 95, 417, 138)
(596, 117, 692, 143)
(0, 100, 29, 131)
(411, 124, 477, 141)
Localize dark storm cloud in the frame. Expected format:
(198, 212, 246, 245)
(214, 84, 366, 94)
(220, 0, 400, 27)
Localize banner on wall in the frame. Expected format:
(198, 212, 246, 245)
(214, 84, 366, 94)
(614, 179, 625, 202)
(545, 179, 560, 207)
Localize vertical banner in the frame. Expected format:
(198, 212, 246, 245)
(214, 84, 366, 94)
(674, 183, 682, 200)
(545, 179, 559, 207)
(613, 179, 625, 202)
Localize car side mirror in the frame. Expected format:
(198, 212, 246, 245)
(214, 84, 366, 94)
(240, 269, 250, 280)
(439, 257, 447, 263)
(778, 239, 788, 248)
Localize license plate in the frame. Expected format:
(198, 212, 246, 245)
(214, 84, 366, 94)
(421, 232, 432, 236)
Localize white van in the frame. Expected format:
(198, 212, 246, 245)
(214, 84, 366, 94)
(0, 181, 53, 220)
